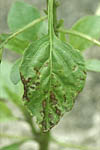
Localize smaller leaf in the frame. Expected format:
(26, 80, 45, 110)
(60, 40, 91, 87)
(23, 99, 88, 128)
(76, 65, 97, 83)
(10, 59, 21, 85)
(86, 59, 100, 72)
(0, 101, 15, 122)
(70, 16, 100, 50)
(0, 34, 29, 54)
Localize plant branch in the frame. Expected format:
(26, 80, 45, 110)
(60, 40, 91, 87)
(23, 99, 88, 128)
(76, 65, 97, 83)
(53, 0, 59, 35)
(0, 16, 47, 49)
(0, 133, 32, 140)
(57, 28, 100, 47)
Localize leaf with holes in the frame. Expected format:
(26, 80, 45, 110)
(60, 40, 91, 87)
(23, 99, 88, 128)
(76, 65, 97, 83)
(20, 35, 86, 132)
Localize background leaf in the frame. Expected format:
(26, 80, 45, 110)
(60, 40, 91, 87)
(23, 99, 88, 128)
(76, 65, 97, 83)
(0, 60, 23, 100)
(85, 59, 100, 72)
(0, 101, 15, 122)
(0, 34, 29, 54)
(69, 15, 100, 50)
(20, 35, 86, 132)
(8, 1, 42, 41)
(10, 59, 21, 85)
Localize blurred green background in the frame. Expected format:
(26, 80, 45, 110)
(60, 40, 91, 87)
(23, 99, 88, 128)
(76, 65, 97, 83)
(0, 0, 100, 150)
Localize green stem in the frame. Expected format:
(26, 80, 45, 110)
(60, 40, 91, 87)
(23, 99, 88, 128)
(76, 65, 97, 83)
(58, 28, 100, 47)
(0, 16, 47, 49)
(0, 133, 32, 140)
(53, 0, 58, 35)
(27, 117, 38, 136)
(38, 132, 50, 150)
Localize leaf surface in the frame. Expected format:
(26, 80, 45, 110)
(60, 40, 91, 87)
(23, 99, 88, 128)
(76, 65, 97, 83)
(69, 16, 100, 50)
(20, 35, 86, 131)
(8, 1, 41, 41)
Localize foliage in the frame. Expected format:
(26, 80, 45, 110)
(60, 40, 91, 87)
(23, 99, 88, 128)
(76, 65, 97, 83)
(0, 0, 100, 150)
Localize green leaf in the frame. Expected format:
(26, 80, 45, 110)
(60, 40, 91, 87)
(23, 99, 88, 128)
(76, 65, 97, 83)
(8, 1, 41, 41)
(69, 16, 100, 50)
(10, 59, 21, 85)
(0, 141, 24, 150)
(20, 0, 86, 132)
(0, 34, 29, 54)
(0, 101, 15, 122)
(85, 59, 100, 72)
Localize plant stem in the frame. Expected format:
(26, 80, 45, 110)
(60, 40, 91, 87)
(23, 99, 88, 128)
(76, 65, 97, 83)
(53, 0, 58, 34)
(0, 16, 47, 49)
(57, 28, 100, 47)
(38, 132, 50, 150)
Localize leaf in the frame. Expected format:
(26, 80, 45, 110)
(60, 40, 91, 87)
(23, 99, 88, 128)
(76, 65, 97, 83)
(69, 15, 100, 50)
(85, 59, 100, 72)
(0, 141, 24, 150)
(0, 34, 29, 54)
(8, 1, 41, 41)
(10, 59, 21, 85)
(20, 0, 86, 132)
(0, 60, 23, 101)
(0, 101, 15, 122)
(20, 35, 86, 132)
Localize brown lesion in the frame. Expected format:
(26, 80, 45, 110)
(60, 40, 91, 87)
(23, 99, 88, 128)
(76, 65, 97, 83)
(63, 94, 66, 102)
(83, 70, 87, 75)
(55, 106, 61, 116)
(34, 67, 40, 76)
(50, 91, 57, 105)
(42, 100, 46, 109)
(44, 62, 49, 67)
(80, 77, 85, 81)
(20, 73, 31, 102)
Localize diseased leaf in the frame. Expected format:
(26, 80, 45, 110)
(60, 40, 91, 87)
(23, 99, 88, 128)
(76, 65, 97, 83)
(20, 0, 86, 132)
(86, 59, 100, 72)
(69, 16, 100, 50)
(20, 35, 86, 132)
(10, 59, 21, 85)
(0, 34, 29, 54)
(8, 1, 41, 41)
(0, 101, 15, 122)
